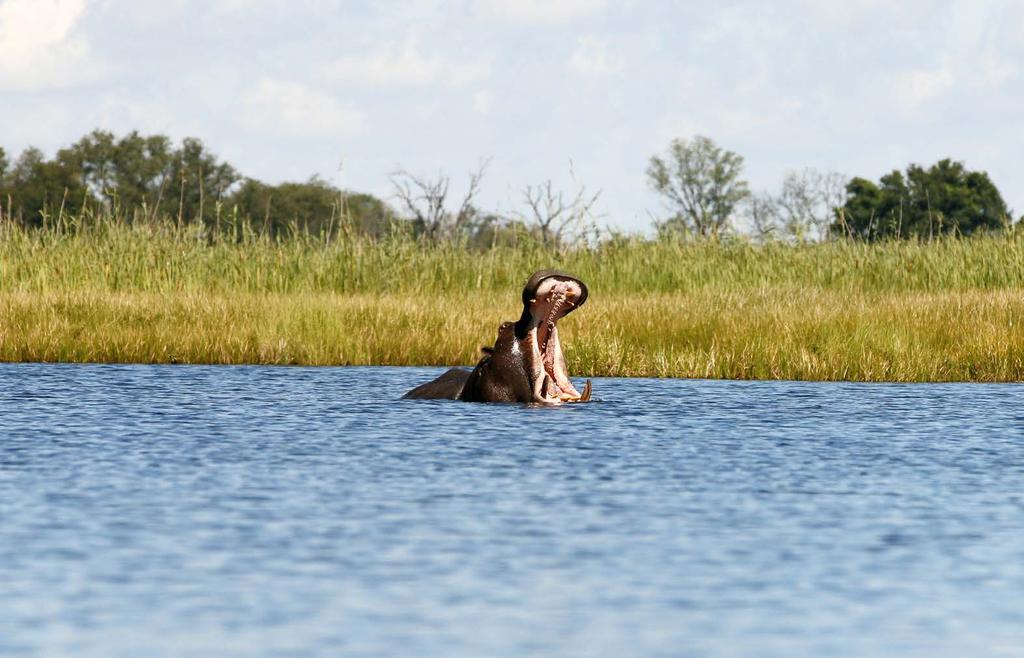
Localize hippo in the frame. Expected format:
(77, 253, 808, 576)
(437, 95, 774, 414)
(403, 269, 593, 405)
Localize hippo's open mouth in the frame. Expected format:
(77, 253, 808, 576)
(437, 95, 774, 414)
(402, 268, 594, 404)
(517, 271, 592, 404)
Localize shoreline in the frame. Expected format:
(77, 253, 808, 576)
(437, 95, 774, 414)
(2, 360, 1021, 386)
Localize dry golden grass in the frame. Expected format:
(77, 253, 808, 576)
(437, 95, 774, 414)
(3, 285, 1022, 381)
(4, 218, 1024, 379)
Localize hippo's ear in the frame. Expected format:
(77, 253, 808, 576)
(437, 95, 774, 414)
(480, 346, 494, 355)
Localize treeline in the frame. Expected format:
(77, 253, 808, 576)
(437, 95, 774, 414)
(0, 129, 598, 249)
(0, 131, 396, 240)
(1, 129, 1017, 245)
(648, 136, 1017, 242)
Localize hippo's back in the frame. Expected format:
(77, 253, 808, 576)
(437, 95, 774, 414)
(402, 367, 471, 400)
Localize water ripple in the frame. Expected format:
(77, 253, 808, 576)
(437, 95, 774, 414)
(2, 364, 1024, 657)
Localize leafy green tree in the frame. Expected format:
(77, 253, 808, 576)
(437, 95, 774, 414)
(647, 135, 749, 238)
(230, 178, 330, 237)
(463, 214, 532, 249)
(57, 130, 235, 224)
(3, 147, 89, 225)
(170, 137, 239, 226)
(835, 159, 1010, 240)
(0, 133, 241, 228)
(60, 129, 176, 218)
(61, 129, 117, 205)
(229, 177, 397, 238)
(344, 191, 399, 238)
(109, 131, 175, 216)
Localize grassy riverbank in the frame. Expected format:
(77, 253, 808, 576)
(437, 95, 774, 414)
(3, 220, 1024, 380)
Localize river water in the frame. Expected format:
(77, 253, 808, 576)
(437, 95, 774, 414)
(2, 364, 1023, 657)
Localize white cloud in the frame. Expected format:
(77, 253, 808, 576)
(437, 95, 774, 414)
(94, 93, 201, 137)
(97, 0, 263, 27)
(0, 0, 84, 50)
(718, 109, 770, 136)
(0, 0, 100, 90)
(242, 78, 366, 138)
(323, 34, 489, 88)
(473, 89, 493, 115)
(477, 0, 606, 24)
(978, 50, 1015, 87)
(897, 59, 955, 110)
(213, 0, 260, 12)
(567, 35, 623, 76)
(0, 100, 76, 151)
(97, 0, 186, 26)
(656, 116, 702, 145)
(895, 56, 1013, 117)
(800, 0, 898, 22)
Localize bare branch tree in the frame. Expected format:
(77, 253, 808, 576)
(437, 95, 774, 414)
(390, 161, 489, 242)
(453, 163, 486, 237)
(775, 168, 849, 241)
(746, 192, 780, 242)
(818, 170, 849, 240)
(391, 170, 448, 241)
(520, 164, 601, 249)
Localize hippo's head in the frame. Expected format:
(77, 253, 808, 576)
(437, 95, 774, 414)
(403, 269, 593, 404)
(512, 269, 591, 404)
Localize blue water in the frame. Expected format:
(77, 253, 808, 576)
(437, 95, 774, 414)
(2, 364, 1024, 657)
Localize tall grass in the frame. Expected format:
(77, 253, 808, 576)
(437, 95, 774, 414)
(2, 216, 1023, 380)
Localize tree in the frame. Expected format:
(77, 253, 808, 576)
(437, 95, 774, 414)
(344, 192, 400, 238)
(55, 130, 237, 225)
(833, 176, 886, 239)
(60, 129, 176, 219)
(109, 131, 175, 218)
(390, 162, 487, 242)
(775, 169, 847, 241)
(520, 170, 600, 249)
(0, 146, 7, 219)
(647, 135, 749, 238)
(229, 177, 397, 238)
(2, 129, 414, 238)
(835, 159, 1011, 240)
(171, 137, 239, 227)
(231, 177, 329, 237)
(745, 192, 779, 241)
(465, 214, 532, 249)
(747, 168, 848, 242)
(60, 129, 117, 207)
(2, 147, 89, 225)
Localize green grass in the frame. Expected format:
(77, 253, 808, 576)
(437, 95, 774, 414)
(3, 218, 1024, 381)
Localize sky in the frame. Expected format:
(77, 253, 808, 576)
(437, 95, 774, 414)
(1, 0, 1022, 232)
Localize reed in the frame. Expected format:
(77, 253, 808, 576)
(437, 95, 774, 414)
(2, 216, 1023, 380)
